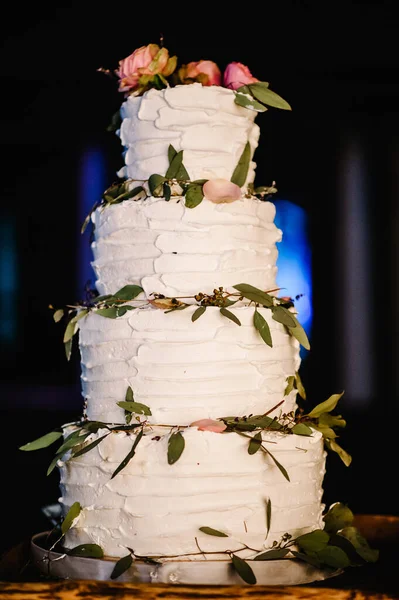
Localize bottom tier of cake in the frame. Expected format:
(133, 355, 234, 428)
(58, 425, 326, 560)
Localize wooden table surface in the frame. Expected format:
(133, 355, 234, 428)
(0, 514, 398, 600)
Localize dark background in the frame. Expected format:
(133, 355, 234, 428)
(1, 3, 398, 557)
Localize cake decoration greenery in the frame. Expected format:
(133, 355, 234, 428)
(20, 386, 350, 481)
(81, 143, 278, 235)
(51, 282, 310, 362)
(38, 501, 377, 585)
(99, 42, 291, 114)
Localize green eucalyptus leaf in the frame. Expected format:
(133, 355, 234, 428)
(291, 423, 313, 436)
(56, 430, 91, 455)
(111, 553, 133, 579)
(271, 305, 296, 327)
(185, 184, 204, 208)
(307, 392, 345, 418)
(286, 314, 310, 350)
(148, 174, 166, 196)
(263, 447, 290, 481)
(192, 306, 206, 322)
(253, 309, 272, 347)
(84, 421, 110, 433)
(199, 526, 228, 537)
(266, 498, 271, 536)
(231, 142, 251, 187)
(111, 428, 144, 479)
(231, 554, 256, 585)
(167, 431, 185, 465)
(113, 285, 143, 301)
(313, 423, 338, 439)
(61, 502, 81, 534)
(233, 283, 274, 307)
(63, 319, 78, 344)
(248, 83, 292, 111)
(64, 337, 72, 362)
(53, 309, 64, 323)
(323, 502, 354, 534)
(325, 439, 352, 467)
(284, 375, 295, 396)
(95, 307, 119, 318)
(163, 183, 171, 201)
(296, 529, 330, 553)
(337, 527, 379, 563)
(248, 431, 262, 455)
(117, 401, 152, 416)
(168, 144, 177, 164)
(72, 433, 110, 458)
(234, 91, 267, 112)
(254, 548, 289, 560)
(291, 550, 321, 568)
(68, 544, 104, 558)
(316, 545, 351, 569)
(165, 150, 190, 180)
(19, 430, 63, 451)
(319, 412, 346, 429)
(125, 386, 133, 402)
(295, 371, 306, 399)
(220, 307, 241, 326)
(47, 451, 65, 476)
(246, 415, 275, 428)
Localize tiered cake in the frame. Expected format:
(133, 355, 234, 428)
(22, 44, 378, 586)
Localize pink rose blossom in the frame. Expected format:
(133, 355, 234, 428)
(116, 44, 176, 93)
(223, 62, 259, 90)
(203, 179, 242, 203)
(190, 419, 227, 433)
(185, 60, 222, 86)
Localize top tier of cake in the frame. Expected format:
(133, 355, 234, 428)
(117, 83, 260, 185)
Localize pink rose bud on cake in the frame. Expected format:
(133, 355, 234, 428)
(203, 179, 242, 203)
(223, 62, 259, 90)
(190, 419, 227, 433)
(185, 60, 222, 86)
(117, 44, 176, 92)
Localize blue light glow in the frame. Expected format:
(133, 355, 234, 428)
(0, 219, 17, 341)
(274, 200, 313, 344)
(78, 148, 106, 297)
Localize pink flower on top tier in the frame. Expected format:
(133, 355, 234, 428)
(116, 44, 176, 93)
(223, 62, 259, 90)
(185, 60, 222, 86)
(190, 419, 227, 433)
(203, 179, 242, 203)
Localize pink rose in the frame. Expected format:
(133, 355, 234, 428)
(116, 44, 177, 93)
(185, 60, 222, 86)
(223, 62, 259, 90)
(203, 179, 242, 203)
(190, 419, 227, 433)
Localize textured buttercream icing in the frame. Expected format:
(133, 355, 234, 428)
(59, 426, 326, 559)
(91, 196, 281, 298)
(56, 80, 328, 571)
(118, 83, 260, 185)
(79, 305, 300, 425)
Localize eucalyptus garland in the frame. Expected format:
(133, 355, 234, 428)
(42, 501, 378, 585)
(81, 143, 278, 234)
(51, 282, 310, 361)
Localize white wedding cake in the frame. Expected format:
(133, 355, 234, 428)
(22, 44, 378, 586)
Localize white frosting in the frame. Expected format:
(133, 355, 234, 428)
(78, 305, 301, 425)
(59, 426, 326, 559)
(56, 81, 327, 572)
(91, 196, 281, 297)
(118, 83, 260, 185)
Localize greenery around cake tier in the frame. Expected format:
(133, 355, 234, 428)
(20, 380, 362, 586)
(51, 282, 310, 362)
(30, 495, 379, 585)
(81, 143, 278, 235)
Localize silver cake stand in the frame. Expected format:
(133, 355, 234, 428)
(31, 531, 341, 586)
